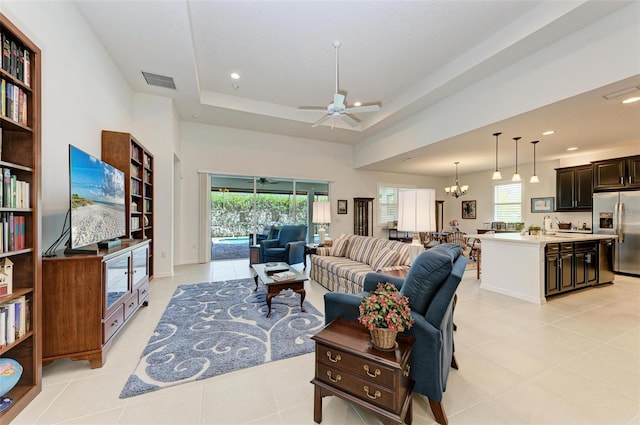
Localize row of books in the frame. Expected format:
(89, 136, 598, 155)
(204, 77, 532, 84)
(0, 295, 30, 348)
(1, 31, 31, 86)
(1, 78, 28, 126)
(2, 168, 30, 209)
(131, 216, 140, 230)
(0, 213, 26, 252)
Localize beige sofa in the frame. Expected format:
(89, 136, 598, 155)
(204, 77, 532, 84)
(310, 234, 411, 294)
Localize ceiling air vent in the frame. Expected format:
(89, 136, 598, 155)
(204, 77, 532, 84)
(141, 71, 176, 90)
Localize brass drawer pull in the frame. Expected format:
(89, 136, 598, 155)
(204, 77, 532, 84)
(327, 371, 341, 383)
(326, 351, 341, 363)
(404, 365, 411, 377)
(363, 364, 381, 378)
(363, 386, 381, 400)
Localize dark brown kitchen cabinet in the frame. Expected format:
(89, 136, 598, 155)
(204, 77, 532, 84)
(556, 165, 593, 211)
(593, 156, 640, 191)
(546, 241, 598, 296)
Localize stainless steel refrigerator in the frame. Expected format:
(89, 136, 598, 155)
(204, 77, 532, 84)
(593, 191, 640, 276)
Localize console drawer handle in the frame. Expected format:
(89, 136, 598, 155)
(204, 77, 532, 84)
(404, 365, 411, 377)
(363, 386, 381, 400)
(326, 351, 341, 363)
(326, 371, 341, 383)
(363, 365, 381, 378)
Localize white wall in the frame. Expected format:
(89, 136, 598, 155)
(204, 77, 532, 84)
(354, 2, 640, 169)
(177, 122, 442, 265)
(3, 1, 134, 250)
(3, 2, 178, 278)
(132, 93, 180, 277)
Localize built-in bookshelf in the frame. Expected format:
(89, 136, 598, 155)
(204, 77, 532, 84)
(0, 13, 42, 423)
(101, 131, 154, 278)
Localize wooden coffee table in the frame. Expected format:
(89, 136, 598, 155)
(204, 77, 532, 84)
(252, 263, 307, 318)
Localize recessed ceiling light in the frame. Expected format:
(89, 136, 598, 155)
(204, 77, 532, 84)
(230, 73, 240, 80)
(567, 147, 578, 151)
(354, 102, 362, 107)
(622, 96, 640, 104)
(542, 130, 555, 136)
(192, 114, 199, 119)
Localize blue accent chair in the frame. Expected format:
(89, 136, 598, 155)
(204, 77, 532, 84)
(259, 225, 307, 265)
(249, 225, 279, 246)
(324, 243, 466, 425)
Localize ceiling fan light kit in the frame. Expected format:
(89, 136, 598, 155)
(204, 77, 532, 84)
(299, 40, 380, 128)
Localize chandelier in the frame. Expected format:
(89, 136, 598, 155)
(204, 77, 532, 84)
(444, 162, 468, 198)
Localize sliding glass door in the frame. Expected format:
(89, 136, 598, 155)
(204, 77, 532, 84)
(209, 174, 329, 260)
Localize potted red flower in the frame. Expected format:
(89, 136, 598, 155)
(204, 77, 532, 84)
(358, 282, 414, 349)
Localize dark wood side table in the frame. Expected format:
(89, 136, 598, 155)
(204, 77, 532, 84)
(249, 244, 260, 265)
(304, 243, 318, 269)
(311, 318, 415, 425)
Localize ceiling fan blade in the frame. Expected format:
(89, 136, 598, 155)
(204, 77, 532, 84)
(298, 107, 328, 112)
(345, 104, 381, 114)
(311, 114, 333, 128)
(341, 114, 360, 127)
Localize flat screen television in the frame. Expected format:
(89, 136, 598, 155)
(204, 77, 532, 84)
(68, 144, 126, 251)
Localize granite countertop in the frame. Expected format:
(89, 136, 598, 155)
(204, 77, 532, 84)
(476, 232, 616, 245)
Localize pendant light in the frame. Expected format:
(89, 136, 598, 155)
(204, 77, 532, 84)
(492, 132, 502, 180)
(444, 162, 468, 198)
(530, 140, 540, 183)
(511, 137, 521, 182)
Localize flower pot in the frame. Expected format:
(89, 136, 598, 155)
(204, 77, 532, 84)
(370, 328, 398, 350)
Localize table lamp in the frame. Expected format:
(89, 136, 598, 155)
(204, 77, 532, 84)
(397, 188, 436, 262)
(313, 201, 331, 246)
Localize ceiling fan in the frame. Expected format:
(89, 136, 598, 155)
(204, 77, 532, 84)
(298, 40, 381, 128)
(247, 177, 279, 185)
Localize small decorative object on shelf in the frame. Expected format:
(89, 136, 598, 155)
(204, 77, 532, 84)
(0, 358, 23, 413)
(358, 282, 414, 350)
(0, 258, 13, 296)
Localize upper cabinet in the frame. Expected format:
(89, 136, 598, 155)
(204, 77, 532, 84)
(556, 165, 593, 211)
(593, 156, 640, 191)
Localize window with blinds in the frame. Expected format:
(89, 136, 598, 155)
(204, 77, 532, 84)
(378, 185, 398, 226)
(494, 182, 522, 222)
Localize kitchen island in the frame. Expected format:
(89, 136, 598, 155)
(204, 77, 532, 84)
(477, 233, 616, 304)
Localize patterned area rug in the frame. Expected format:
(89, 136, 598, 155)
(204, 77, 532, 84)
(120, 278, 324, 398)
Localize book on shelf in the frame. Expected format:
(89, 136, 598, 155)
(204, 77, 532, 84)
(0, 79, 4, 118)
(1, 30, 31, 87)
(0, 295, 27, 344)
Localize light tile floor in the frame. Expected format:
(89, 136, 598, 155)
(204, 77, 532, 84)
(13, 260, 640, 425)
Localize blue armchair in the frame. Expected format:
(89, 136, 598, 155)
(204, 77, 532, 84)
(249, 224, 279, 246)
(324, 243, 466, 425)
(259, 225, 307, 265)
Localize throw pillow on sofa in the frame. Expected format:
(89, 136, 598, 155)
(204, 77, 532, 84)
(370, 246, 399, 271)
(330, 235, 349, 256)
